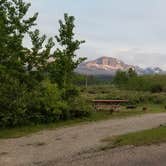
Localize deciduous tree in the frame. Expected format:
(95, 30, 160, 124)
(50, 14, 86, 89)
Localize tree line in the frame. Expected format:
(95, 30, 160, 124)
(113, 69, 166, 93)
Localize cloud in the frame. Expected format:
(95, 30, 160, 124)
(116, 48, 166, 69)
(23, 0, 166, 69)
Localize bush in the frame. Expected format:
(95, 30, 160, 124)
(62, 86, 79, 100)
(68, 97, 92, 118)
(25, 80, 93, 123)
(150, 84, 163, 93)
(0, 76, 67, 127)
(0, 72, 92, 128)
(26, 80, 66, 124)
(0, 72, 28, 127)
(86, 85, 166, 105)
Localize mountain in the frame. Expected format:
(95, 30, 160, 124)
(143, 67, 163, 75)
(76, 56, 164, 76)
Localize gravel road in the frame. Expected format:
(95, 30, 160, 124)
(0, 113, 166, 166)
(54, 144, 166, 166)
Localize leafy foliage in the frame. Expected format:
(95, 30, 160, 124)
(68, 97, 92, 118)
(26, 80, 66, 124)
(0, 1, 89, 128)
(0, 0, 38, 71)
(0, 68, 28, 127)
(113, 69, 166, 93)
(48, 14, 86, 90)
(83, 84, 166, 105)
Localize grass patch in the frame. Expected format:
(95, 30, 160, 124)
(102, 125, 166, 150)
(0, 119, 86, 139)
(0, 104, 165, 139)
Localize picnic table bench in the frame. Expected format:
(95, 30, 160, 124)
(92, 100, 128, 113)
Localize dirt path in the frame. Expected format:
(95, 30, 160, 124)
(0, 113, 166, 166)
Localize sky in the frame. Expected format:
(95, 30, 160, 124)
(25, 0, 166, 69)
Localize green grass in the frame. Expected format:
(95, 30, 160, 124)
(0, 104, 165, 139)
(102, 126, 166, 150)
(0, 119, 86, 139)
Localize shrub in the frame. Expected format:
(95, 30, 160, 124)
(87, 85, 166, 105)
(26, 80, 65, 124)
(0, 77, 68, 127)
(69, 97, 92, 118)
(62, 86, 79, 100)
(150, 84, 163, 93)
(0, 72, 28, 127)
(0, 72, 92, 128)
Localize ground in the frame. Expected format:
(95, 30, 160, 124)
(0, 113, 166, 166)
(54, 144, 166, 166)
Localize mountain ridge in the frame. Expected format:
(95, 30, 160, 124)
(76, 56, 165, 76)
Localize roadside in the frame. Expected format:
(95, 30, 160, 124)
(0, 104, 164, 139)
(101, 125, 166, 150)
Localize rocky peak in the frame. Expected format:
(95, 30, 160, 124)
(83, 56, 133, 71)
(76, 56, 164, 76)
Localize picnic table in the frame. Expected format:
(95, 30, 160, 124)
(92, 99, 128, 113)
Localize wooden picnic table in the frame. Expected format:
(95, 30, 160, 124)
(92, 99, 129, 112)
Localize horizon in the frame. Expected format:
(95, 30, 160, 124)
(25, 0, 166, 70)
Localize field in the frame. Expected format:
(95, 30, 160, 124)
(81, 84, 166, 105)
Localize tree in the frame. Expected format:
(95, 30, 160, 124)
(0, 0, 56, 87)
(113, 70, 128, 85)
(26, 29, 55, 72)
(0, 0, 38, 72)
(49, 14, 86, 89)
(0, 0, 57, 127)
(128, 68, 137, 78)
(0, 0, 90, 127)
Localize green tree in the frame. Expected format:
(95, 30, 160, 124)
(0, 0, 38, 71)
(0, 0, 90, 127)
(0, 0, 56, 88)
(26, 29, 55, 72)
(113, 70, 128, 85)
(49, 14, 86, 90)
(128, 68, 137, 78)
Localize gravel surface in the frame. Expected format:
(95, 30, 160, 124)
(0, 113, 166, 166)
(52, 144, 166, 166)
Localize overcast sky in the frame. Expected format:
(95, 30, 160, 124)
(25, 0, 166, 69)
